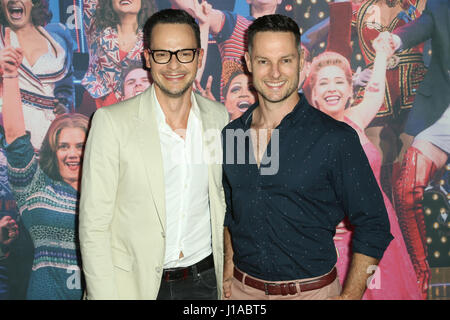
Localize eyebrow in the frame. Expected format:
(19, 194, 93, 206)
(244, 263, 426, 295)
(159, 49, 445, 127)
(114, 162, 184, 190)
(319, 75, 346, 80)
(254, 54, 296, 60)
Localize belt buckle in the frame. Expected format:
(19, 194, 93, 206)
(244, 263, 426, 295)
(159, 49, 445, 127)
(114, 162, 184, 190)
(163, 267, 190, 281)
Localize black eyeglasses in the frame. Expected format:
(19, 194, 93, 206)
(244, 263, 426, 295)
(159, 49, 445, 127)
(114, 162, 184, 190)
(147, 48, 199, 64)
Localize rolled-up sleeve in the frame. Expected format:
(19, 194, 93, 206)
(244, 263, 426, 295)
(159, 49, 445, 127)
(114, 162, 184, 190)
(332, 129, 393, 260)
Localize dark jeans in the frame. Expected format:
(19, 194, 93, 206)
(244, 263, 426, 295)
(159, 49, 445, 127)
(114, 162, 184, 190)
(156, 266, 217, 300)
(0, 264, 8, 299)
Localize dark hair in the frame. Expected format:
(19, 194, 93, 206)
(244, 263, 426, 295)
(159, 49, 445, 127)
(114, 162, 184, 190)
(0, 0, 52, 27)
(120, 60, 150, 91)
(247, 14, 301, 54)
(222, 60, 247, 99)
(94, 0, 157, 31)
(143, 9, 201, 50)
(39, 113, 90, 182)
(377, 0, 409, 10)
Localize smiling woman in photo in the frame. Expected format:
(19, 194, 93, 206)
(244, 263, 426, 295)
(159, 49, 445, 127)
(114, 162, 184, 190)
(1, 47, 89, 300)
(222, 60, 256, 121)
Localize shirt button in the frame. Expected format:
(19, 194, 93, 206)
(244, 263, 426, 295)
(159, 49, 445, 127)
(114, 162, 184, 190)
(161, 232, 166, 238)
(155, 267, 162, 273)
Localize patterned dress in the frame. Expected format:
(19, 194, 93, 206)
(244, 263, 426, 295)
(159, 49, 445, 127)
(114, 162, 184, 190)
(82, 0, 144, 105)
(5, 134, 83, 300)
(0, 24, 74, 150)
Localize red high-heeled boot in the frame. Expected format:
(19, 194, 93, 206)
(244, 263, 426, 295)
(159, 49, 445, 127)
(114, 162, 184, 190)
(393, 147, 436, 300)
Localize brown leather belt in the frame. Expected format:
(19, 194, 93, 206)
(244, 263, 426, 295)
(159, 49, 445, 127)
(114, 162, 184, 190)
(162, 254, 214, 282)
(233, 267, 337, 296)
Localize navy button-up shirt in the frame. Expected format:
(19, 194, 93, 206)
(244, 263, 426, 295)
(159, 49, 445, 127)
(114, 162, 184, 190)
(222, 94, 393, 281)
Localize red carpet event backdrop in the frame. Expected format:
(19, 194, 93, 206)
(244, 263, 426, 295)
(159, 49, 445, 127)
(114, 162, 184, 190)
(0, 0, 447, 300)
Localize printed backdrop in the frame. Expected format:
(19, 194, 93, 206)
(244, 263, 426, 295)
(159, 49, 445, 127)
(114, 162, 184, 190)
(0, 0, 447, 300)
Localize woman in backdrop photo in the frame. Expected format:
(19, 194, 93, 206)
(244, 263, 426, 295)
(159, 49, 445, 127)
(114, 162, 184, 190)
(195, 59, 256, 121)
(1, 48, 88, 299)
(0, 0, 74, 150)
(82, 0, 157, 108)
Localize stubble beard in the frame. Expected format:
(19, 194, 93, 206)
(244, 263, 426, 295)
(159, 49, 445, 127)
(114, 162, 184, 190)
(152, 73, 196, 98)
(255, 76, 299, 105)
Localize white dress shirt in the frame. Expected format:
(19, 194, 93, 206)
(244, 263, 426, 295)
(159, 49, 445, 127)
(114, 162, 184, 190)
(153, 90, 212, 268)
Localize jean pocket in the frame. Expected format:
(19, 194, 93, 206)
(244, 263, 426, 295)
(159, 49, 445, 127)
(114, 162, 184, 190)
(197, 268, 217, 290)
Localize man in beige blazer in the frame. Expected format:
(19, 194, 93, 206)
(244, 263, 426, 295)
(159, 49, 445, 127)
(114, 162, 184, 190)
(79, 9, 228, 300)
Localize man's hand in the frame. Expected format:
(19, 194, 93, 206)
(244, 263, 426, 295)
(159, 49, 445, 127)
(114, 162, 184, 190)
(0, 216, 19, 246)
(223, 256, 234, 299)
(223, 227, 234, 299)
(329, 253, 379, 300)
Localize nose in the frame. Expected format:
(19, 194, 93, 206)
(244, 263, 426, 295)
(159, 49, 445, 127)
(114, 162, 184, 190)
(326, 82, 337, 93)
(239, 87, 251, 98)
(67, 146, 80, 158)
(133, 82, 144, 94)
(167, 54, 181, 69)
(270, 63, 281, 79)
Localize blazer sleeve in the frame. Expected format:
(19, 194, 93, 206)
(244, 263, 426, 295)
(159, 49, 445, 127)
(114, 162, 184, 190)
(79, 107, 120, 299)
(394, 3, 434, 49)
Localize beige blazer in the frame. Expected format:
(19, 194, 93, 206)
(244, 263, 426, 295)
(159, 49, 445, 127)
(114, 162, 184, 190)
(79, 85, 229, 299)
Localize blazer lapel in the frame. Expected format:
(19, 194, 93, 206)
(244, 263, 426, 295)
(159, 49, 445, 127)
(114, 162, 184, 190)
(196, 93, 223, 174)
(134, 87, 166, 233)
(195, 94, 224, 221)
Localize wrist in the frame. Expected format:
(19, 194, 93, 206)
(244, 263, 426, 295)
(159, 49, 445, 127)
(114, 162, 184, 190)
(339, 291, 361, 300)
(2, 73, 18, 79)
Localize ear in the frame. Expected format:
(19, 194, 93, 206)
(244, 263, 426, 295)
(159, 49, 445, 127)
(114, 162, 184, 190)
(310, 87, 318, 108)
(299, 48, 305, 73)
(143, 50, 152, 69)
(197, 48, 204, 69)
(244, 52, 252, 73)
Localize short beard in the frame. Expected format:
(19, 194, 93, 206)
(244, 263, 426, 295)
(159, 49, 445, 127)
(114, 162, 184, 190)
(152, 76, 195, 98)
(255, 77, 299, 105)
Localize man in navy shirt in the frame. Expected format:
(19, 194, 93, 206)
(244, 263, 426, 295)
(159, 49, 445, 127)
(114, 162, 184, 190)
(222, 14, 393, 300)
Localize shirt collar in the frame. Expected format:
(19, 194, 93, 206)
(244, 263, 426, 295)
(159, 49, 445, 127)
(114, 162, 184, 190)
(238, 93, 308, 129)
(153, 86, 201, 131)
